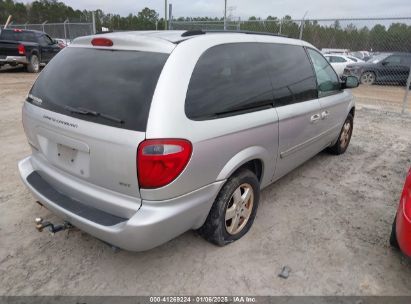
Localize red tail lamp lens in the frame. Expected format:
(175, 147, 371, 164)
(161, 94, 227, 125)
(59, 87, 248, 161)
(17, 44, 25, 55)
(91, 38, 113, 47)
(137, 139, 192, 189)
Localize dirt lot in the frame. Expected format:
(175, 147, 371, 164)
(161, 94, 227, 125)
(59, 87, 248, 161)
(354, 85, 411, 112)
(1, 68, 411, 296)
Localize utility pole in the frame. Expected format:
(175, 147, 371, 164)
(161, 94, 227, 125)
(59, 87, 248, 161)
(164, 0, 168, 30)
(92, 11, 96, 34)
(299, 11, 308, 40)
(63, 19, 68, 41)
(169, 3, 173, 30)
(402, 66, 411, 114)
(223, 0, 227, 30)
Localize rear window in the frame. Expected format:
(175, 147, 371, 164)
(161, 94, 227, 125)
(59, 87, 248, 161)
(29, 47, 169, 132)
(0, 30, 37, 42)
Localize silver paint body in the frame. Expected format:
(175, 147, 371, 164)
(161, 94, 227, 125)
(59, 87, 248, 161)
(18, 31, 355, 251)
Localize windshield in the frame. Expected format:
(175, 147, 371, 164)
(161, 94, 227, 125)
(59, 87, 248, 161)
(28, 47, 169, 132)
(367, 53, 391, 64)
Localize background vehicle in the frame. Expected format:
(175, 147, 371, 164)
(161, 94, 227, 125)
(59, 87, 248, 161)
(343, 52, 411, 85)
(350, 51, 371, 62)
(322, 48, 350, 55)
(54, 38, 70, 48)
(0, 28, 61, 73)
(390, 167, 411, 258)
(346, 55, 364, 63)
(18, 31, 357, 251)
(324, 54, 357, 77)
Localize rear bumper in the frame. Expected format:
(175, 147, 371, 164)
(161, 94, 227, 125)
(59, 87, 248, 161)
(18, 156, 224, 251)
(0, 55, 28, 65)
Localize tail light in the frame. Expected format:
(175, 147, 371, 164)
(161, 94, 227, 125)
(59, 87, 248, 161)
(91, 38, 113, 47)
(17, 44, 25, 55)
(137, 139, 192, 189)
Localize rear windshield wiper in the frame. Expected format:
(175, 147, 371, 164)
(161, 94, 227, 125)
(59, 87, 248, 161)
(64, 105, 124, 124)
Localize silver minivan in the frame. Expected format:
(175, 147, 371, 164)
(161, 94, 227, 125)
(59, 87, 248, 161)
(18, 30, 358, 251)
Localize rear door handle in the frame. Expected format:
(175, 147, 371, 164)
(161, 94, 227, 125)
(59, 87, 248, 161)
(310, 114, 321, 123)
(321, 110, 330, 119)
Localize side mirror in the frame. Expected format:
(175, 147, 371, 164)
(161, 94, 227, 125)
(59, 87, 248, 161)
(341, 76, 359, 89)
(381, 61, 389, 66)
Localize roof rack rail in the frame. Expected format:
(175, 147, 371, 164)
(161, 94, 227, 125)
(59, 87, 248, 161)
(181, 30, 287, 38)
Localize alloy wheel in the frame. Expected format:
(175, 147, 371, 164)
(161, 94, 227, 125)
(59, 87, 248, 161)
(225, 183, 254, 235)
(340, 120, 352, 149)
(360, 72, 375, 85)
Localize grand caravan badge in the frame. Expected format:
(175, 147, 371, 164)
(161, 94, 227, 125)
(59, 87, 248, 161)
(28, 94, 43, 105)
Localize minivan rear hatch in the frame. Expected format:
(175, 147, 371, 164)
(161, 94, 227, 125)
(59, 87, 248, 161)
(24, 44, 170, 199)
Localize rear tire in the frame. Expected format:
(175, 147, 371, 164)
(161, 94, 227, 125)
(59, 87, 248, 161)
(26, 55, 40, 73)
(390, 216, 399, 249)
(360, 71, 376, 85)
(328, 113, 354, 155)
(198, 169, 260, 246)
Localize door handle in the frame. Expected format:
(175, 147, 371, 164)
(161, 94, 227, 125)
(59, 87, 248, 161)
(310, 114, 321, 123)
(321, 110, 330, 119)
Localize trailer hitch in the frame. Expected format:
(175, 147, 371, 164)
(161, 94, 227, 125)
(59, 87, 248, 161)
(35, 217, 73, 235)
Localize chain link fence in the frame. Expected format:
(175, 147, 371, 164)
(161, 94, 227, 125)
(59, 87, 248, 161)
(0, 22, 94, 41)
(172, 17, 411, 113)
(1, 18, 410, 113)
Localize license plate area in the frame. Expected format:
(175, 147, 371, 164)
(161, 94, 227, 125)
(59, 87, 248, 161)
(36, 128, 90, 178)
(57, 143, 78, 165)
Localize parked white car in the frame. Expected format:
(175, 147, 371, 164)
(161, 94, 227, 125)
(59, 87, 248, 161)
(324, 54, 356, 77)
(322, 48, 350, 55)
(350, 51, 371, 61)
(54, 38, 71, 48)
(346, 55, 365, 63)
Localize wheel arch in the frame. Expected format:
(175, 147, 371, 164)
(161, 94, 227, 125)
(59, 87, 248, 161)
(216, 146, 270, 187)
(29, 50, 40, 61)
(349, 106, 355, 117)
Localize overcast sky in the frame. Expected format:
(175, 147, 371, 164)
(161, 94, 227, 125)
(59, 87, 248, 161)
(20, 0, 411, 19)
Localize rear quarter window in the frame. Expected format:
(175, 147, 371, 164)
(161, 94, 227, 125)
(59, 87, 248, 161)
(28, 47, 169, 132)
(185, 43, 274, 120)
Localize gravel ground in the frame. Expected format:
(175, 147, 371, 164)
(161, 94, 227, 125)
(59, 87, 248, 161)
(1, 68, 411, 296)
(354, 85, 411, 112)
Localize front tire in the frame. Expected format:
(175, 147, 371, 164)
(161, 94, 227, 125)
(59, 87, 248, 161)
(198, 169, 260, 246)
(26, 55, 40, 73)
(328, 113, 354, 155)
